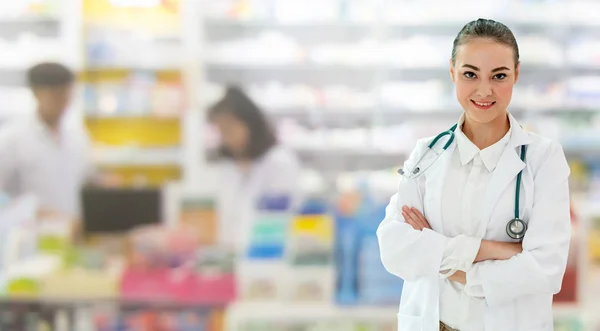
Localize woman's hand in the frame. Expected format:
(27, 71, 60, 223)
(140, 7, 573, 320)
(450, 242, 522, 286)
(448, 271, 466, 285)
(474, 240, 523, 263)
(402, 206, 432, 231)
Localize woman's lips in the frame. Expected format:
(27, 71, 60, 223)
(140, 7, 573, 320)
(471, 100, 496, 110)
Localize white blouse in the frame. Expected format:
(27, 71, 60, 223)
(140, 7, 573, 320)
(438, 115, 513, 330)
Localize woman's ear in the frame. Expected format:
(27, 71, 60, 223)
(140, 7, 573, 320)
(449, 59, 456, 83)
(514, 61, 521, 84)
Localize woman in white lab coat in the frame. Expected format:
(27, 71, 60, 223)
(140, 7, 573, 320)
(208, 86, 301, 252)
(377, 19, 571, 331)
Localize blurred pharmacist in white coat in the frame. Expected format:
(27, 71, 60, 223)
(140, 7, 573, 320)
(0, 63, 92, 218)
(208, 86, 301, 252)
(377, 19, 571, 331)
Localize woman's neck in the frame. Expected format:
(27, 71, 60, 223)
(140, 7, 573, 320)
(236, 159, 252, 172)
(462, 112, 510, 150)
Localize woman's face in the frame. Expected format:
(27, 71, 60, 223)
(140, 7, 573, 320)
(450, 38, 519, 125)
(211, 112, 249, 157)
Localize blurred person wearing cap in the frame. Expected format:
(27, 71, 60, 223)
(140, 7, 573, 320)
(0, 62, 94, 218)
(207, 86, 301, 252)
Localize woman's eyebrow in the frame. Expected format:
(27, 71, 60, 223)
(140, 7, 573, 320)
(461, 64, 511, 72)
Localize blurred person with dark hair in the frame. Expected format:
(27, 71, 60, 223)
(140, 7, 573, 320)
(0, 62, 93, 217)
(208, 86, 301, 250)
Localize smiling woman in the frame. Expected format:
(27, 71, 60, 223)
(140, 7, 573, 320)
(377, 18, 572, 331)
(450, 19, 520, 150)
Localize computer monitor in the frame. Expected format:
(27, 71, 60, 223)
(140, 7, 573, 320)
(80, 187, 163, 234)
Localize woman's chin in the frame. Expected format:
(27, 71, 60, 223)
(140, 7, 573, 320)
(465, 107, 506, 123)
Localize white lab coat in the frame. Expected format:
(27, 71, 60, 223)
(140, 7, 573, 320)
(377, 114, 571, 331)
(0, 114, 92, 216)
(216, 144, 301, 253)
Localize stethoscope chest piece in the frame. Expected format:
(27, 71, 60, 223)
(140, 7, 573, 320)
(506, 218, 527, 240)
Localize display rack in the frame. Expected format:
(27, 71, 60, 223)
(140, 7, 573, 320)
(0, 298, 225, 330)
(80, 0, 188, 187)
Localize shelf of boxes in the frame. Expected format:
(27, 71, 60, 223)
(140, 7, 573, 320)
(80, 0, 188, 187)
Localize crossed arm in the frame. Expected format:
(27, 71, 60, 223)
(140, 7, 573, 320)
(378, 141, 571, 307)
(401, 206, 523, 284)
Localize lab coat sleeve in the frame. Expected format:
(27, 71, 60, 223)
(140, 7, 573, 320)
(377, 139, 449, 281)
(440, 235, 482, 277)
(464, 141, 571, 307)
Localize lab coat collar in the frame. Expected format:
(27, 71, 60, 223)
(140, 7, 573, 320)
(455, 114, 479, 167)
(506, 111, 532, 148)
(455, 112, 531, 171)
(31, 112, 68, 143)
(455, 115, 512, 172)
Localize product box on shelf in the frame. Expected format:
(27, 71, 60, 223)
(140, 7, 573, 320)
(554, 204, 580, 303)
(237, 194, 292, 302)
(120, 267, 236, 305)
(40, 246, 120, 299)
(284, 265, 335, 302)
(334, 186, 404, 306)
(94, 308, 224, 331)
(334, 208, 360, 305)
(285, 198, 336, 303)
(236, 259, 287, 301)
(121, 224, 237, 305)
(179, 198, 219, 246)
(41, 269, 119, 300)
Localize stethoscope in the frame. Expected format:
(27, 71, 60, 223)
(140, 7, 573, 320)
(398, 124, 528, 240)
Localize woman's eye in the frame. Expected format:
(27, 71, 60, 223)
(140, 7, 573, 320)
(494, 73, 507, 80)
(463, 71, 476, 79)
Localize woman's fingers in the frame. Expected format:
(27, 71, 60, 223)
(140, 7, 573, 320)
(401, 206, 431, 230)
(402, 206, 426, 230)
(401, 207, 419, 230)
(411, 207, 432, 229)
(405, 207, 427, 229)
(403, 214, 420, 230)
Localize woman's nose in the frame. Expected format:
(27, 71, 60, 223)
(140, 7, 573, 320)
(476, 82, 492, 97)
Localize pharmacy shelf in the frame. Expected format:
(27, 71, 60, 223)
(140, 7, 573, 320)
(91, 147, 182, 167)
(203, 19, 583, 43)
(83, 65, 182, 72)
(224, 301, 397, 331)
(204, 65, 596, 87)
(268, 108, 600, 127)
(0, 17, 60, 37)
(84, 113, 181, 119)
(0, 68, 28, 86)
(0, 297, 224, 309)
(290, 144, 600, 158)
(224, 301, 591, 331)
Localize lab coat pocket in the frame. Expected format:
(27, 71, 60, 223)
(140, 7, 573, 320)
(397, 313, 423, 331)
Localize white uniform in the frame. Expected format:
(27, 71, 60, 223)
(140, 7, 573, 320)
(216, 144, 301, 252)
(0, 114, 92, 216)
(377, 113, 571, 331)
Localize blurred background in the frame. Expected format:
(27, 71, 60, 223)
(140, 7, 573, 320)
(0, 0, 599, 330)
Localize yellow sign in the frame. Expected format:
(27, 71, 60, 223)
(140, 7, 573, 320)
(83, 0, 180, 33)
